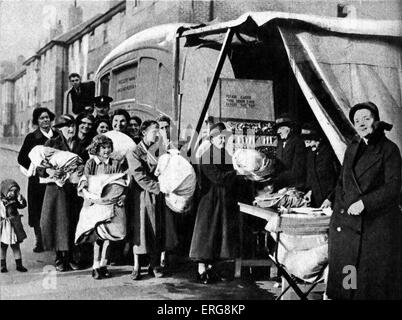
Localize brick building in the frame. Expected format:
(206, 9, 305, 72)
(1, 0, 400, 139)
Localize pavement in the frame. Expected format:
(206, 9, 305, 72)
(0, 145, 282, 300)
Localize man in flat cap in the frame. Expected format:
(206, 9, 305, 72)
(68, 73, 95, 115)
(92, 95, 113, 123)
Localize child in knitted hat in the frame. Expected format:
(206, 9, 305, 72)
(0, 179, 28, 272)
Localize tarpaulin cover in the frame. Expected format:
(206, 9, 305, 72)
(279, 27, 402, 161)
(181, 12, 402, 162)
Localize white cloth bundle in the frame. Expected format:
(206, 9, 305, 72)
(28, 145, 83, 186)
(75, 173, 130, 243)
(232, 148, 275, 181)
(103, 131, 136, 160)
(155, 149, 196, 213)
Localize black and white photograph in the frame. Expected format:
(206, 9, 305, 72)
(0, 0, 401, 306)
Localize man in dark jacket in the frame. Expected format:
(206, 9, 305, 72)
(301, 123, 340, 208)
(68, 73, 95, 115)
(273, 116, 306, 190)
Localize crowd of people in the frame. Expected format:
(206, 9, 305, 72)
(0, 72, 401, 300)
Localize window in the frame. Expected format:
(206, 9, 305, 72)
(156, 63, 172, 115)
(34, 87, 37, 98)
(136, 57, 158, 108)
(103, 26, 108, 44)
(114, 63, 138, 101)
(100, 73, 110, 96)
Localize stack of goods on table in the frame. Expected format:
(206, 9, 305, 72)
(252, 187, 330, 283)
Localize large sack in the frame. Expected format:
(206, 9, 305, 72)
(104, 131, 136, 160)
(28, 145, 83, 186)
(156, 149, 196, 213)
(274, 233, 328, 282)
(75, 173, 130, 243)
(232, 148, 276, 181)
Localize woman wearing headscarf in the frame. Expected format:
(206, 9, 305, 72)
(17, 107, 56, 253)
(189, 123, 243, 284)
(327, 102, 402, 300)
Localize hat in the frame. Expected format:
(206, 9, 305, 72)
(94, 95, 113, 107)
(53, 114, 75, 128)
(349, 101, 380, 124)
(274, 115, 294, 129)
(301, 123, 321, 140)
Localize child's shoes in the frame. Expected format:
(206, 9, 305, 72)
(16, 265, 28, 272)
(16, 259, 28, 272)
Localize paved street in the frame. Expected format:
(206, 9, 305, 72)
(0, 147, 279, 300)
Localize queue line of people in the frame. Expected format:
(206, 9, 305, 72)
(2, 98, 401, 299)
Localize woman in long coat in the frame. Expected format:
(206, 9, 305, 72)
(327, 102, 402, 300)
(189, 123, 241, 284)
(40, 115, 84, 272)
(17, 107, 56, 253)
(127, 120, 177, 280)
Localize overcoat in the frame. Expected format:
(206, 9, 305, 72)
(40, 132, 76, 252)
(69, 81, 95, 115)
(189, 145, 241, 261)
(127, 141, 178, 255)
(274, 134, 306, 190)
(327, 132, 402, 300)
(305, 142, 340, 207)
(17, 128, 53, 227)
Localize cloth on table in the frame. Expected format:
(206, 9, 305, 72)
(28, 145, 83, 186)
(155, 149, 196, 213)
(265, 213, 328, 282)
(75, 172, 130, 243)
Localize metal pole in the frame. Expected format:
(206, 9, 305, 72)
(187, 27, 234, 156)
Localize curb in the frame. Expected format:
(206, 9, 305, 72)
(0, 145, 20, 153)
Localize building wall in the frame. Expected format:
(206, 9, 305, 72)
(87, 10, 127, 78)
(125, 0, 402, 38)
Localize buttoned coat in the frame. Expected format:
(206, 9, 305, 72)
(17, 128, 53, 227)
(274, 134, 307, 190)
(126, 141, 178, 255)
(327, 133, 402, 300)
(305, 143, 340, 207)
(69, 81, 95, 115)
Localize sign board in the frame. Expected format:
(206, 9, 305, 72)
(114, 66, 137, 101)
(209, 78, 275, 121)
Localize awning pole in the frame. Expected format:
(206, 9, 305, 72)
(187, 27, 235, 156)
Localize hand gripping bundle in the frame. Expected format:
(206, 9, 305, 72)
(155, 149, 196, 213)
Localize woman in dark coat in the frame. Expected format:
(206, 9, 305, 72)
(189, 123, 241, 284)
(327, 102, 402, 300)
(126, 120, 178, 280)
(40, 115, 84, 272)
(17, 107, 56, 253)
(301, 124, 340, 208)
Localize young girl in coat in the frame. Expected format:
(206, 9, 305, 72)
(0, 179, 28, 273)
(77, 135, 128, 279)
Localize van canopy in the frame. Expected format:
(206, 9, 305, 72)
(178, 12, 402, 162)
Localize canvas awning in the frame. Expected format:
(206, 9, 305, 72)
(180, 12, 402, 162)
